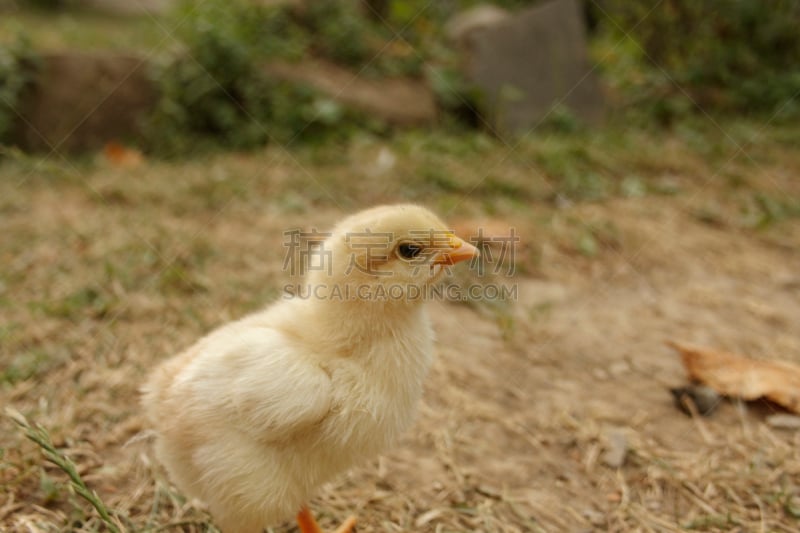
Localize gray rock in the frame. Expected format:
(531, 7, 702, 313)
(13, 53, 157, 152)
(459, 0, 605, 136)
(670, 384, 721, 416)
(601, 427, 628, 468)
(445, 4, 511, 47)
(767, 414, 800, 430)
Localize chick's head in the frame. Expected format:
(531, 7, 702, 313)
(309, 204, 479, 302)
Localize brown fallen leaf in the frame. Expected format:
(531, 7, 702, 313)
(668, 341, 800, 414)
(103, 141, 144, 168)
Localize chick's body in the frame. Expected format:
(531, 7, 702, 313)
(144, 297, 432, 531)
(142, 205, 476, 533)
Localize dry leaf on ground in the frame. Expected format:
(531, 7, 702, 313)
(103, 141, 144, 167)
(669, 341, 800, 413)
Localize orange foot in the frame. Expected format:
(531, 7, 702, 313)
(297, 506, 357, 533)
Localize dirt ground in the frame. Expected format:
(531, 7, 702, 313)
(1, 134, 799, 532)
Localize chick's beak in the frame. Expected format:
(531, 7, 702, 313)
(434, 235, 480, 265)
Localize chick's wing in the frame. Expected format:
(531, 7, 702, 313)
(186, 327, 334, 443)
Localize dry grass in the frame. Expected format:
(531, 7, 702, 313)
(1, 126, 800, 532)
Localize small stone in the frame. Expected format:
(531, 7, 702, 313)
(581, 508, 605, 526)
(767, 414, 800, 430)
(372, 147, 396, 176)
(456, 0, 605, 136)
(415, 509, 443, 527)
(601, 428, 628, 468)
(475, 484, 502, 499)
(670, 385, 720, 416)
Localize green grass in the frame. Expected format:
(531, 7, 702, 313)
(0, 6, 168, 53)
(7, 409, 125, 532)
(3, 117, 799, 219)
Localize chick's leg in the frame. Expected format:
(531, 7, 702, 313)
(296, 506, 356, 533)
(332, 516, 357, 533)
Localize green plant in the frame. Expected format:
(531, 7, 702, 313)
(305, 0, 430, 77)
(305, 0, 374, 65)
(595, 0, 800, 122)
(534, 139, 610, 201)
(147, 0, 377, 154)
(426, 63, 484, 127)
(0, 32, 39, 145)
(1, 349, 51, 385)
(6, 408, 124, 533)
(146, 0, 291, 152)
(742, 192, 800, 229)
(25, 0, 69, 9)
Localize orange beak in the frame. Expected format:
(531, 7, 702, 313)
(434, 235, 480, 265)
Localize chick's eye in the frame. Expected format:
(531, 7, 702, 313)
(397, 243, 423, 260)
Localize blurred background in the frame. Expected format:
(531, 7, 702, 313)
(2, 0, 800, 153)
(2, 1, 800, 532)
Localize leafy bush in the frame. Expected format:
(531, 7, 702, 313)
(146, 0, 376, 154)
(301, 0, 426, 76)
(306, 0, 374, 65)
(0, 32, 38, 146)
(595, 0, 800, 122)
(24, 0, 69, 9)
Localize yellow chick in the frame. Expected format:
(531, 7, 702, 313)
(141, 205, 479, 533)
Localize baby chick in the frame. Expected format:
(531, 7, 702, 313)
(142, 204, 479, 533)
